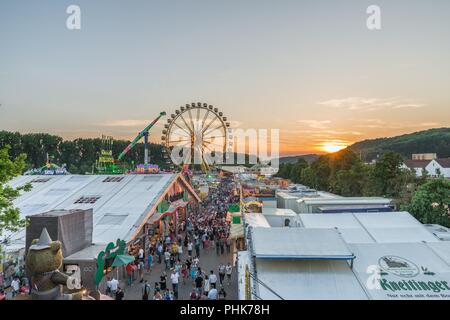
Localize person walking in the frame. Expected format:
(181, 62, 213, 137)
(177, 243, 183, 260)
(106, 277, 112, 296)
(142, 280, 150, 300)
(195, 237, 201, 258)
(170, 271, 179, 300)
(203, 275, 210, 297)
(215, 238, 220, 255)
(225, 263, 233, 285)
(209, 270, 217, 288)
(220, 237, 225, 255)
(207, 286, 218, 300)
(187, 241, 193, 257)
(164, 250, 171, 270)
(153, 290, 163, 300)
(218, 286, 227, 300)
(159, 272, 167, 291)
(147, 254, 153, 272)
(110, 277, 119, 297)
(218, 264, 226, 285)
(138, 259, 145, 283)
(126, 263, 134, 285)
(226, 238, 231, 254)
(157, 243, 163, 264)
(115, 287, 124, 300)
(11, 277, 20, 298)
(194, 273, 203, 296)
(190, 288, 198, 300)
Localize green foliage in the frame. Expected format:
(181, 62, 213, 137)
(277, 149, 416, 198)
(349, 128, 450, 161)
(369, 151, 414, 198)
(0, 146, 31, 237)
(402, 179, 450, 227)
(0, 131, 167, 174)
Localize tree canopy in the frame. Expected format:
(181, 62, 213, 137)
(0, 146, 31, 238)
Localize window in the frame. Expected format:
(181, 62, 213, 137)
(31, 178, 52, 183)
(102, 176, 124, 183)
(74, 195, 101, 204)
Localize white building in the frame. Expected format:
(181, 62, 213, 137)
(296, 197, 393, 214)
(403, 158, 450, 178)
(4, 173, 200, 253)
(238, 211, 450, 300)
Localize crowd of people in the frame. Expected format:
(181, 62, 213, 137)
(107, 177, 238, 300)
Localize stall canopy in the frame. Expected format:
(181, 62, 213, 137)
(147, 200, 189, 224)
(251, 228, 355, 261)
(112, 254, 135, 267)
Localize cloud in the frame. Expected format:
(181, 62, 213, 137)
(318, 97, 426, 112)
(392, 104, 425, 109)
(297, 120, 332, 129)
(100, 119, 154, 127)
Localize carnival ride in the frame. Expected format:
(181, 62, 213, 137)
(95, 135, 124, 174)
(117, 111, 167, 174)
(161, 103, 231, 172)
(24, 153, 69, 175)
(95, 112, 167, 174)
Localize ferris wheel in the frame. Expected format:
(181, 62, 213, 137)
(161, 102, 231, 172)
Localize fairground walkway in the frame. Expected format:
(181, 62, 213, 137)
(122, 237, 238, 300)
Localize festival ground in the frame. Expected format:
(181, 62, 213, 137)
(122, 234, 238, 300)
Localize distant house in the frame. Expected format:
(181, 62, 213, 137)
(435, 158, 450, 178)
(403, 157, 450, 178)
(403, 160, 430, 176)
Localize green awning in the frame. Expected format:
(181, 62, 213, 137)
(111, 254, 135, 267)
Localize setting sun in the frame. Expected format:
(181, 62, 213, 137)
(320, 142, 348, 153)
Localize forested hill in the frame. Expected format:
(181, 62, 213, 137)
(0, 131, 165, 174)
(348, 128, 450, 161)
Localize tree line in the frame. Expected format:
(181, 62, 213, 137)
(0, 131, 166, 174)
(276, 149, 450, 227)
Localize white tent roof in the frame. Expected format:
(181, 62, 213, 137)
(299, 213, 375, 243)
(426, 242, 450, 266)
(262, 207, 297, 216)
(244, 213, 271, 228)
(298, 197, 392, 206)
(5, 174, 178, 249)
(256, 259, 368, 300)
(251, 227, 355, 260)
(350, 242, 450, 300)
(353, 212, 439, 243)
(298, 212, 439, 244)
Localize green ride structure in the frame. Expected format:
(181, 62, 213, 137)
(94, 112, 167, 174)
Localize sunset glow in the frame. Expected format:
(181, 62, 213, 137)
(320, 142, 348, 154)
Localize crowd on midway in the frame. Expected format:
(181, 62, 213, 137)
(106, 177, 238, 300)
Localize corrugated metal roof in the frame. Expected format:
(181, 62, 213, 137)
(6, 173, 178, 249)
(298, 212, 439, 244)
(299, 213, 376, 244)
(262, 207, 297, 216)
(350, 243, 450, 300)
(256, 259, 368, 300)
(251, 227, 355, 260)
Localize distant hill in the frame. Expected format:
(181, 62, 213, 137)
(279, 154, 319, 164)
(348, 128, 450, 161)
